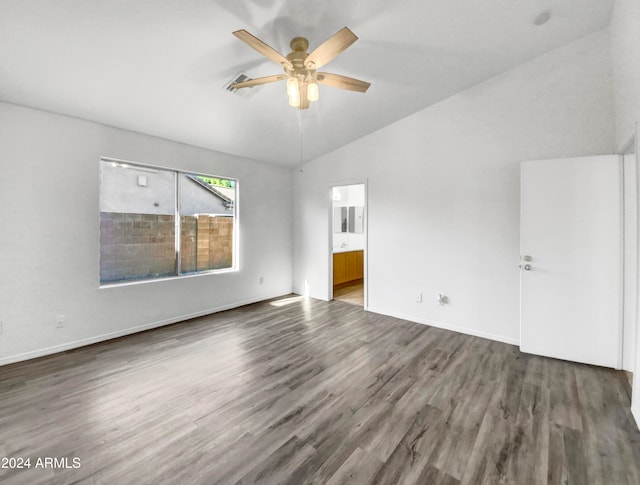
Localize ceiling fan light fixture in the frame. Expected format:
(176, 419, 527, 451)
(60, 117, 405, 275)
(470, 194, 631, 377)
(287, 77, 299, 97)
(307, 82, 319, 102)
(288, 89, 300, 107)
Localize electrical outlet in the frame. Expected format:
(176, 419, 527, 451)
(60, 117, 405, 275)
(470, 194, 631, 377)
(56, 315, 65, 328)
(416, 292, 423, 303)
(259, 276, 264, 285)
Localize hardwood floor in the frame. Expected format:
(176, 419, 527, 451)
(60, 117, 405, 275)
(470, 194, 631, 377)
(0, 296, 638, 484)
(333, 281, 364, 306)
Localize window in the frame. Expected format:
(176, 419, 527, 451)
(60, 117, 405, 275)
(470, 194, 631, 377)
(99, 158, 237, 285)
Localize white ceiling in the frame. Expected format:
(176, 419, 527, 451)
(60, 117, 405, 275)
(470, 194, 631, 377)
(0, 0, 613, 167)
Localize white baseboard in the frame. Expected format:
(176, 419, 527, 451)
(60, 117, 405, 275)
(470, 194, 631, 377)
(366, 306, 520, 346)
(0, 294, 290, 367)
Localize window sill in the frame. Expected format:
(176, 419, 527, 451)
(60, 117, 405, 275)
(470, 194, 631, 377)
(99, 267, 238, 289)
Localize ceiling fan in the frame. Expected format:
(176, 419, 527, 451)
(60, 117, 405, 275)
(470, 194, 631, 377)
(230, 27, 371, 109)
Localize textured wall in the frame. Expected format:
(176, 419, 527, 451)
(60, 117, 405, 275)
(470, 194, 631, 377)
(195, 216, 233, 271)
(99, 213, 233, 283)
(99, 213, 176, 283)
(610, 0, 640, 149)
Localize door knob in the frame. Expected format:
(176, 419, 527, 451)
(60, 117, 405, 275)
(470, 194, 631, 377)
(522, 264, 531, 271)
(522, 255, 532, 262)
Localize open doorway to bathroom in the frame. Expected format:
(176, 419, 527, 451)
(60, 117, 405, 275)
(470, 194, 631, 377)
(331, 183, 366, 307)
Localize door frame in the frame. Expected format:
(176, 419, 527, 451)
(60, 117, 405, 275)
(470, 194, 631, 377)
(622, 135, 638, 373)
(327, 180, 368, 309)
(631, 124, 640, 425)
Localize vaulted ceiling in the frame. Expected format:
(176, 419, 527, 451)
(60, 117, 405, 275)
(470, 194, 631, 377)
(0, 0, 613, 167)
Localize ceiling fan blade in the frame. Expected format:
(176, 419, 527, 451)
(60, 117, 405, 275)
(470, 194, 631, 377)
(317, 72, 371, 93)
(231, 74, 287, 89)
(233, 30, 293, 69)
(304, 27, 358, 69)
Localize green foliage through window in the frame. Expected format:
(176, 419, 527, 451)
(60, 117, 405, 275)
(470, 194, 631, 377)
(196, 176, 235, 188)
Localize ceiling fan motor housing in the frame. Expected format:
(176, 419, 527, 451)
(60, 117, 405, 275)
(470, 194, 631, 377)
(285, 37, 316, 83)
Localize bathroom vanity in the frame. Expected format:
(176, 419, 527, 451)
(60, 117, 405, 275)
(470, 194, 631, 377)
(333, 249, 364, 287)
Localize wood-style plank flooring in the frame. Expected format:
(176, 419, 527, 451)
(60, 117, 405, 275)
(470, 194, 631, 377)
(333, 282, 364, 306)
(0, 296, 639, 484)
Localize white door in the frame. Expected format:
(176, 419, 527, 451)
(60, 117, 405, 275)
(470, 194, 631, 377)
(520, 155, 622, 368)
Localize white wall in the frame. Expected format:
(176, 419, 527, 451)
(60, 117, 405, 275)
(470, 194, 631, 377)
(293, 30, 614, 344)
(0, 102, 293, 365)
(611, 0, 640, 151)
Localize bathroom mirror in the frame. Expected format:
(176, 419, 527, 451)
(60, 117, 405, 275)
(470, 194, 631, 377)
(353, 206, 364, 233)
(348, 207, 356, 232)
(334, 206, 363, 233)
(333, 207, 348, 233)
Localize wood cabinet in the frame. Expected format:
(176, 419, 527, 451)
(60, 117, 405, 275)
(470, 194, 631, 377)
(333, 250, 364, 287)
(355, 250, 364, 279)
(333, 253, 347, 285)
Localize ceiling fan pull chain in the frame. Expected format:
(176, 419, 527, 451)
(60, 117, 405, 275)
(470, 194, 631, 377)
(298, 108, 303, 173)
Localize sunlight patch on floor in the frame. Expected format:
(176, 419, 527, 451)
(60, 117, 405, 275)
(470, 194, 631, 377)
(270, 295, 305, 307)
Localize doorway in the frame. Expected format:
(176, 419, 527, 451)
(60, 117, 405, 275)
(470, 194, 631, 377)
(330, 183, 366, 307)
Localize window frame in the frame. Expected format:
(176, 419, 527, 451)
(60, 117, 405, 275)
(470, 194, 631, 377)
(99, 157, 239, 287)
